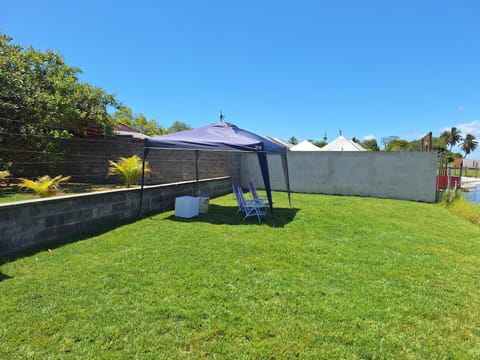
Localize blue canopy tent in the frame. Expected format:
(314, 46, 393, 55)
(140, 121, 291, 226)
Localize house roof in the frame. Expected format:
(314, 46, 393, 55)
(115, 122, 150, 139)
(289, 140, 322, 151)
(318, 135, 366, 151)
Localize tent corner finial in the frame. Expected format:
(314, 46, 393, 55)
(220, 111, 225, 122)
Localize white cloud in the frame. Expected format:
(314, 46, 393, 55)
(457, 106, 467, 112)
(363, 134, 376, 140)
(405, 131, 427, 141)
(439, 120, 480, 153)
(457, 120, 480, 138)
(439, 121, 480, 137)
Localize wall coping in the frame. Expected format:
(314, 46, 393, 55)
(0, 176, 231, 209)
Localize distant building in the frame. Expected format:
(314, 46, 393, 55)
(462, 159, 480, 169)
(318, 135, 366, 151)
(289, 140, 322, 151)
(115, 123, 150, 139)
(263, 136, 292, 148)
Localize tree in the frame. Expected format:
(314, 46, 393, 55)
(313, 140, 327, 148)
(386, 139, 410, 151)
(410, 136, 447, 152)
(381, 136, 399, 149)
(0, 32, 118, 132)
(431, 137, 447, 152)
(288, 136, 298, 145)
(112, 105, 165, 136)
(167, 121, 191, 133)
(133, 114, 165, 136)
(440, 127, 463, 151)
(0, 31, 119, 176)
(361, 139, 379, 151)
(460, 134, 478, 158)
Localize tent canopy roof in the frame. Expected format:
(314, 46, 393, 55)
(145, 122, 287, 154)
(289, 140, 322, 151)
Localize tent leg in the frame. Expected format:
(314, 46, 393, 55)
(139, 148, 149, 217)
(195, 150, 199, 196)
(281, 154, 292, 208)
(257, 152, 275, 227)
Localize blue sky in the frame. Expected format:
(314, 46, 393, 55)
(2, 0, 480, 147)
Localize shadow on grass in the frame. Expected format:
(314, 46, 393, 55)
(0, 272, 13, 282)
(164, 204, 300, 227)
(0, 204, 299, 265)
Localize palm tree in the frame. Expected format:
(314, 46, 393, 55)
(108, 155, 151, 188)
(288, 136, 298, 145)
(440, 127, 463, 151)
(460, 134, 478, 158)
(439, 130, 450, 147)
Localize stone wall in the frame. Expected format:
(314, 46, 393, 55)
(0, 177, 231, 256)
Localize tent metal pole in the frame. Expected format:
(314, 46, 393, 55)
(195, 150, 199, 196)
(282, 154, 292, 208)
(257, 151, 275, 227)
(139, 147, 149, 217)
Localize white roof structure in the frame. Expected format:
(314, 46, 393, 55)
(116, 122, 150, 139)
(318, 135, 366, 151)
(262, 136, 292, 148)
(289, 140, 322, 151)
(115, 130, 150, 139)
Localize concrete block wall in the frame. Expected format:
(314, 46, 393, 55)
(146, 150, 230, 185)
(0, 177, 232, 256)
(21, 136, 231, 185)
(241, 151, 438, 203)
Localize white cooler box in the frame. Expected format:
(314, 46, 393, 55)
(175, 196, 199, 218)
(198, 194, 209, 214)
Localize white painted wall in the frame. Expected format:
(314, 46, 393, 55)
(240, 151, 438, 202)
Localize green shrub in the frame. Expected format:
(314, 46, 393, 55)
(440, 188, 462, 206)
(108, 155, 151, 188)
(0, 170, 10, 185)
(448, 198, 480, 225)
(18, 175, 71, 197)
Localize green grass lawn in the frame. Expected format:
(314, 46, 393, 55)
(450, 167, 480, 178)
(1, 192, 480, 358)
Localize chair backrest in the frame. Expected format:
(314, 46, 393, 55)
(248, 182, 258, 199)
(232, 184, 247, 210)
(233, 183, 267, 222)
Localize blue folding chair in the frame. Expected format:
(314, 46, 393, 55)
(232, 183, 267, 222)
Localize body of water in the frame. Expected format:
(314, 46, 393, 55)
(464, 185, 480, 204)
